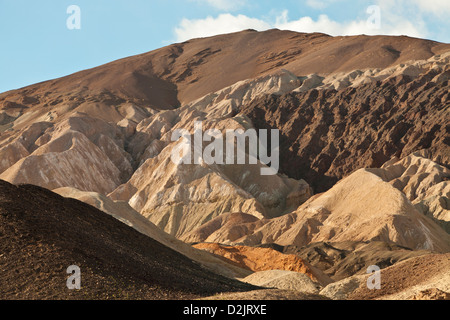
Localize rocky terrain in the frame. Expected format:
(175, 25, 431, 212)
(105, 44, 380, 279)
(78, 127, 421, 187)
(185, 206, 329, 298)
(240, 56, 450, 192)
(186, 155, 450, 253)
(0, 29, 449, 300)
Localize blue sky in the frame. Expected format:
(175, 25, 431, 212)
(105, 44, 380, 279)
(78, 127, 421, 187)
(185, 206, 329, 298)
(1, 0, 449, 93)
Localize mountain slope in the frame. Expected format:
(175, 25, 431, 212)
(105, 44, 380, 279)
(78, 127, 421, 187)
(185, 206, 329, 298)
(1, 29, 449, 112)
(0, 180, 255, 299)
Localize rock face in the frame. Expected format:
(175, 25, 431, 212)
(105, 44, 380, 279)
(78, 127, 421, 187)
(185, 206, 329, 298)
(103, 69, 313, 238)
(181, 212, 266, 244)
(240, 55, 450, 192)
(108, 136, 311, 238)
(1, 131, 123, 194)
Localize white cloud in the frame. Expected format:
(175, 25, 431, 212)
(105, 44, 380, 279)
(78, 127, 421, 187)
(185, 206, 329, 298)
(388, 0, 450, 16)
(372, 0, 428, 37)
(174, 14, 271, 42)
(174, 8, 427, 43)
(275, 9, 425, 38)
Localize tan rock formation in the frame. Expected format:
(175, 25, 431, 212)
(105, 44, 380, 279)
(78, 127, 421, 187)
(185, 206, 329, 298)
(370, 151, 450, 231)
(189, 167, 450, 252)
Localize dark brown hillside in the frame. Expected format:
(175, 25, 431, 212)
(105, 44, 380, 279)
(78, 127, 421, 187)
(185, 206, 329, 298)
(0, 180, 255, 300)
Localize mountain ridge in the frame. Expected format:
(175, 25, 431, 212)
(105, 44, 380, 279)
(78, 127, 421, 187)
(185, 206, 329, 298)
(2, 29, 449, 108)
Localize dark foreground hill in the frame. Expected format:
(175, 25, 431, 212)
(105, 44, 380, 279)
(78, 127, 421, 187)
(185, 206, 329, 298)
(0, 180, 255, 300)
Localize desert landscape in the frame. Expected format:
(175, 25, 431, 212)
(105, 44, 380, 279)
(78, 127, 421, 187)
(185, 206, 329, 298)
(0, 28, 449, 302)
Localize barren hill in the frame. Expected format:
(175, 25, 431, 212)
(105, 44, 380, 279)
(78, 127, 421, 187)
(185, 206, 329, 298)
(0, 180, 255, 299)
(1, 29, 449, 111)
